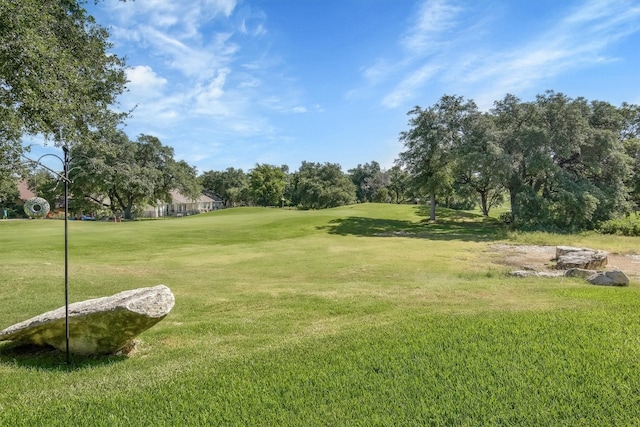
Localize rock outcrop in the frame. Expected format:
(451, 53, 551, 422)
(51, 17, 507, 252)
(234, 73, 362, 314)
(0, 285, 175, 355)
(555, 246, 608, 270)
(564, 268, 596, 279)
(586, 270, 630, 287)
(509, 270, 564, 278)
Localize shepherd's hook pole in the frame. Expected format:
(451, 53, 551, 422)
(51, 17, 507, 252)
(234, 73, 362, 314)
(63, 145, 70, 366)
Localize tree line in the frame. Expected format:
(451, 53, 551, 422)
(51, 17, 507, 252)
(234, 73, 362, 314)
(1, 1, 639, 229)
(397, 92, 640, 230)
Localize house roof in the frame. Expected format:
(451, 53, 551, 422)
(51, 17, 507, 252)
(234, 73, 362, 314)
(169, 190, 215, 204)
(17, 180, 36, 201)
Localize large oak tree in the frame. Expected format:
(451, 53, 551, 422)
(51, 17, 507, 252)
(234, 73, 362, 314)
(0, 0, 127, 198)
(70, 133, 201, 220)
(397, 95, 477, 221)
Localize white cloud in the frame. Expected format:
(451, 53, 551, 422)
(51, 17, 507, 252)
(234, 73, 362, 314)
(401, 0, 462, 55)
(360, 0, 640, 111)
(382, 64, 440, 108)
(125, 65, 168, 98)
(451, 0, 640, 108)
(195, 68, 231, 114)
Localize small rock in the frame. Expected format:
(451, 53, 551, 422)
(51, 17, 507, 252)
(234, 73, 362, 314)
(565, 268, 598, 279)
(510, 270, 535, 277)
(510, 270, 563, 278)
(587, 270, 629, 287)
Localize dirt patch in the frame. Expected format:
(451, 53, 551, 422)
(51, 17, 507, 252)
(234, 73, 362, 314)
(488, 244, 640, 281)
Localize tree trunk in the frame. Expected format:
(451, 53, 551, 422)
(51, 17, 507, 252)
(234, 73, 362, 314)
(480, 191, 489, 216)
(124, 202, 134, 220)
(509, 187, 517, 221)
(430, 190, 436, 221)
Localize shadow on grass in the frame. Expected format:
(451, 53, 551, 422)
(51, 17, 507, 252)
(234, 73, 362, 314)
(0, 342, 127, 371)
(319, 206, 508, 242)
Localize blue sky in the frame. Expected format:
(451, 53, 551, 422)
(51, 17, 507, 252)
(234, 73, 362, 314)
(33, 0, 640, 173)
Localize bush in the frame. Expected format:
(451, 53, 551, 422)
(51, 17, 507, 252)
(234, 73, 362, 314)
(597, 216, 640, 236)
(498, 212, 513, 224)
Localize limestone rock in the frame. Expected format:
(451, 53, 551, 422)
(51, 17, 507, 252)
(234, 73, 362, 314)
(510, 270, 534, 277)
(564, 268, 598, 279)
(587, 270, 630, 287)
(555, 246, 582, 259)
(510, 270, 563, 278)
(555, 247, 608, 270)
(0, 285, 175, 355)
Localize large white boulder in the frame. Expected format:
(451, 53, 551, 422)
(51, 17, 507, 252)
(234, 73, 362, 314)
(0, 285, 175, 355)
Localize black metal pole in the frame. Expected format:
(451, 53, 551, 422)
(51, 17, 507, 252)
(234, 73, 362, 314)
(63, 145, 70, 366)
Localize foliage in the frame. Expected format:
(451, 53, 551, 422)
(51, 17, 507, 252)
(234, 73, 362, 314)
(200, 167, 249, 207)
(0, 0, 127, 147)
(248, 164, 287, 207)
(398, 91, 638, 230)
(452, 112, 506, 216)
(290, 162, 356, 209)
(69, 132, 201, 219)
(621, 103, 640, 204)
(397, 95, 478, 220)
(0, 0, 128, 206)
(0, 140, 25, 192)
(26, 169, 62, 211)
(348, 161, 388, 203)
(387, 165, 410, 204)
(0, 172, 18, 204)
(494, 92, 633, 229)
(597, 215, 640, 236)
(0, 184, 21, 218)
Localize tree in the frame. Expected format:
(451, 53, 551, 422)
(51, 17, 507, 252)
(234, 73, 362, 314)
(290, 162, 356, 209)
(0, 140, 26, 195)
(492, 94, 544, 222)
(398, 95, 477, 220)
(0, 0, 127, 147)
(367, 171, 391, 203)
(70, 132, 201, 219)
(27, 169, 62, 210)
(1, 0, 127, 206)
(452, 112, 506, 216)
(620, 103, 640, 207)
(348, 161, 383, 202)
(248, 163, 287, 207)
(200, 167, 249, 207)
(387, 165, 410, 204)
(0, 175, 19, 217)
(493, 92, 632, 229)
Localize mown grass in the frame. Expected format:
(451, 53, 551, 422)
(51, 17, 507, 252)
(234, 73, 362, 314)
(0, 204, 639, 425)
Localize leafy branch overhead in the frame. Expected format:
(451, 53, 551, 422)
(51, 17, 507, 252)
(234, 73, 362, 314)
(0, 0, 127, 146)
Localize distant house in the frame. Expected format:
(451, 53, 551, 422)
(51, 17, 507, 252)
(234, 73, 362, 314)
(17, 180, 36, 201)
(142, 190, 224, 218)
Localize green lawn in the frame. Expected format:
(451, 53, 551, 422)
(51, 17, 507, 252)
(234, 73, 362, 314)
(1, 204, 639, 426)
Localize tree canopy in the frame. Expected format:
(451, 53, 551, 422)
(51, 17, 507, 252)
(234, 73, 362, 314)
(0, 0, 128, 203)
(69, 133, 201, 220)
(200, 168, 249, 208)
(289, 162, 356, 210)
(397, 91, 639, 230)
(397, 95, 478, 220)
(0, 0, 127, 146)
(248, 164, 288, 207)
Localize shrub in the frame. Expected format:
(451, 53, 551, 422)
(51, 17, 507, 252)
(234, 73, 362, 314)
(597, 216, 640, 236)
